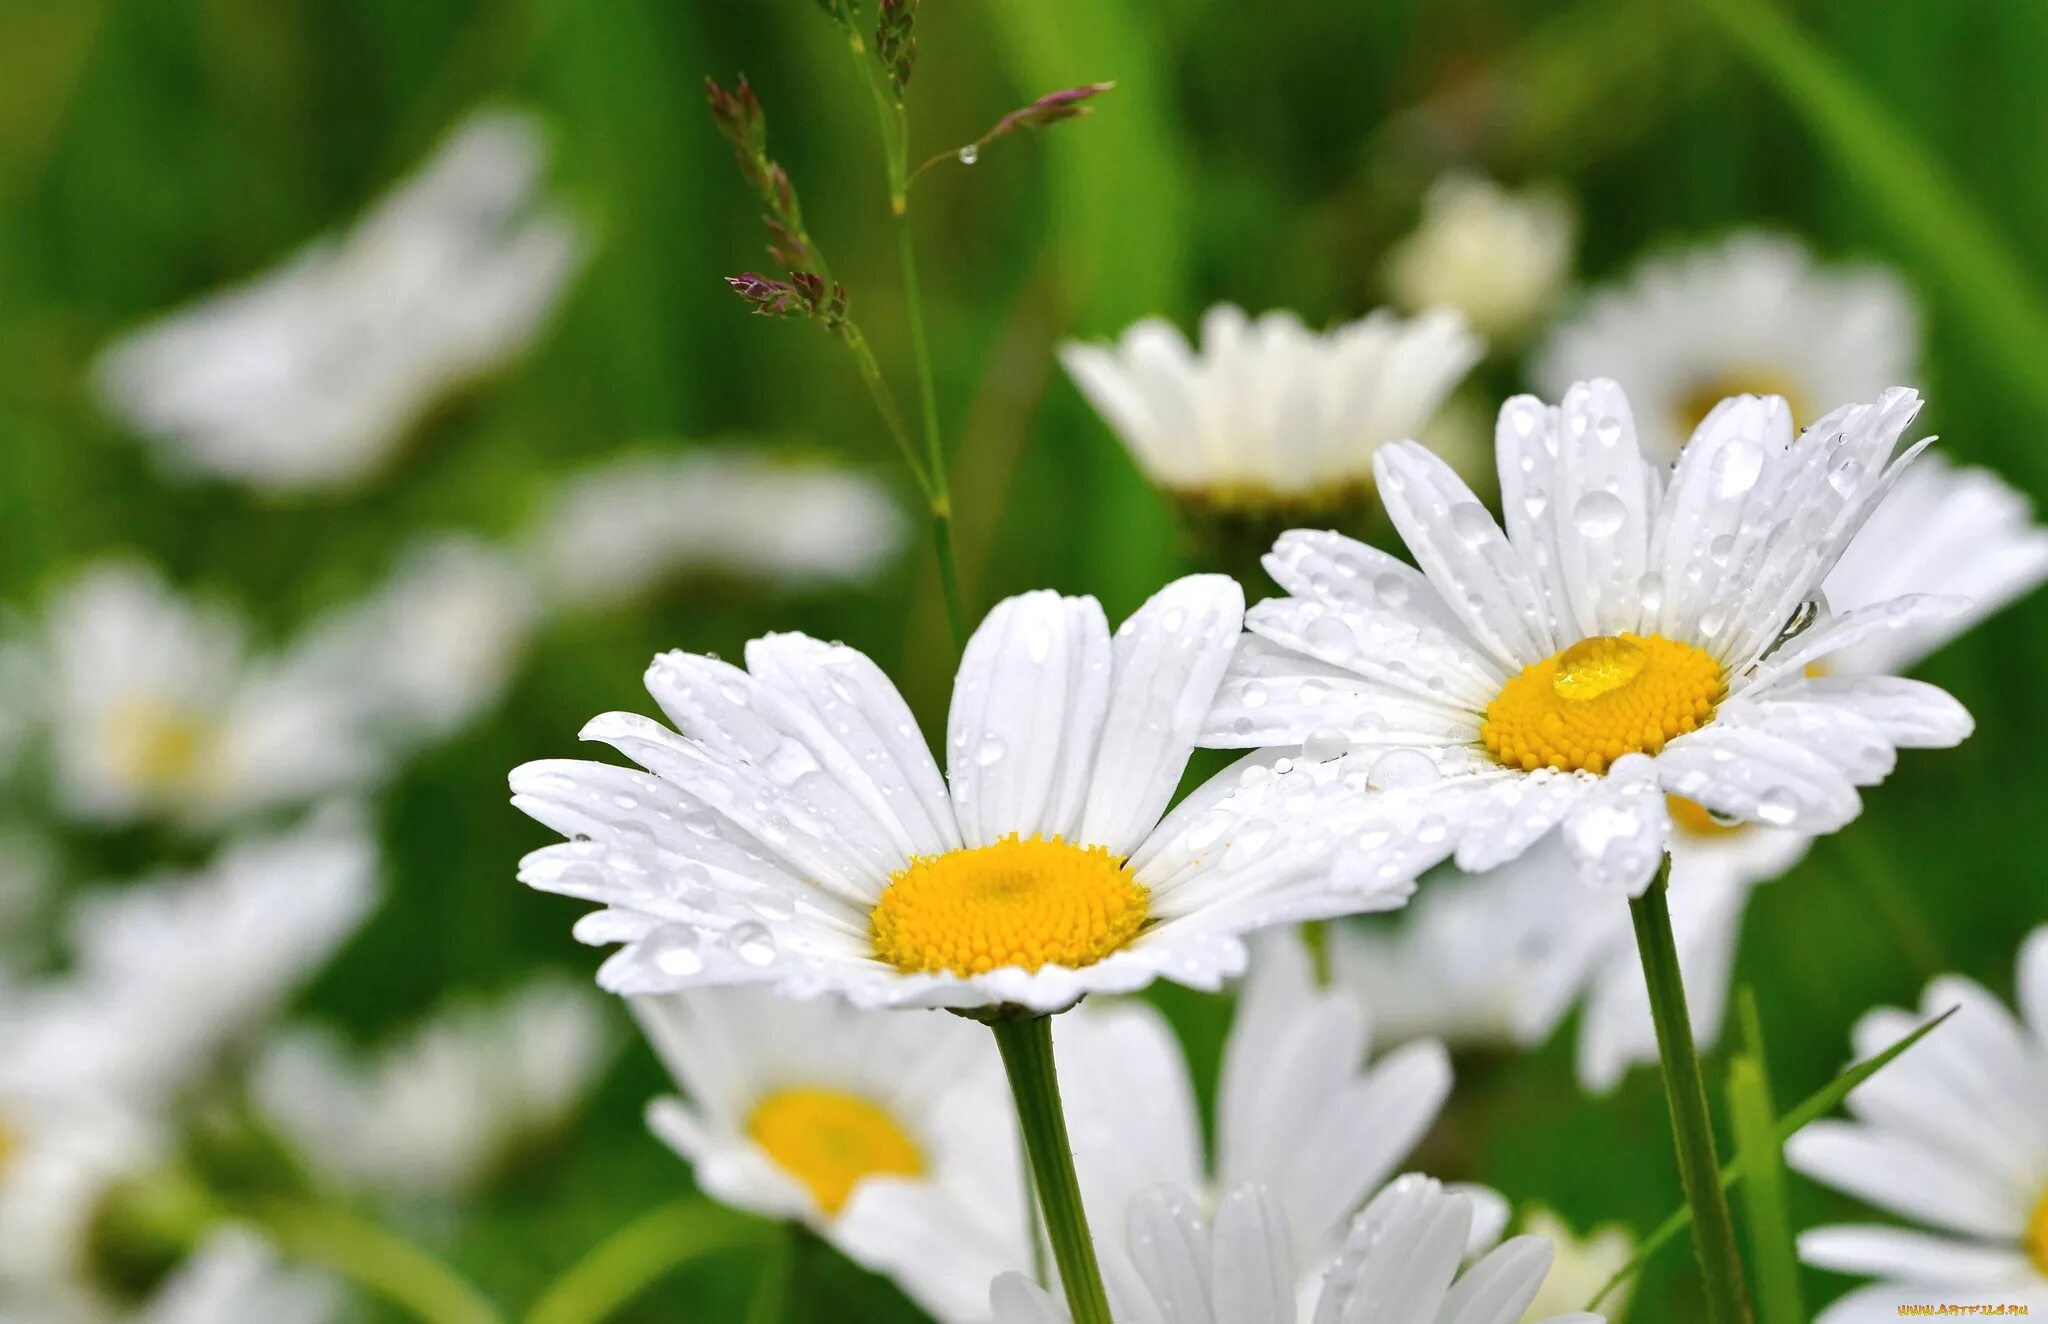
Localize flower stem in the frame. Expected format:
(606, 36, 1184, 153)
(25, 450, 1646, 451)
(255, 1200, 505, 1324)
(897, 215, 966, 651)
(522, 1199, 770, 1324)
(1628, 855, 1752, 1324)
(989, 1015, 1112, 1324)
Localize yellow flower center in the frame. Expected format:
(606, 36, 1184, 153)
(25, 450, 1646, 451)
(2029, 1187, 2048, 1275)
(747, 1088, 924, 1217)
(870, 835, 1149, 978)
(105, 699, 211, 792)
(0, 1112, 17, 1177)
(1666, 794, 1745, 839)
(1674, 371, 1814, 442)
(1482, 634, 1726, 774)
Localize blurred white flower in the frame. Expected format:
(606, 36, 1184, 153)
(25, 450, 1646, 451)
(631, 985, 1023, 1324)
(989, 1176, 1604, 1324)
(93, 108, 586, 493)
(62, 808, 380, 1098)
(1330, 443, 2046, 1092)
(252, 978, 614, 1200)
(1517, 1209, 1634, 1323)
(291, 534, 538, 746)
(1061, 928, 1453, 1301)
(1787, 926, 2048, 1321)
(1534, 232, 1918, 461)
(40, 562, 384, 828)
(132, 1229, 340, 1324)
(1060, 304, 1481, 510)
(1385, 173, 1576, 343)
(524, 447, 905, 609)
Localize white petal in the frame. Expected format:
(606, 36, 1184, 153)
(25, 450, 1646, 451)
(1438, 1236, 1552, 1324)
(947, 591, 1112, 847)
(1077, 575, 1243, 855)
(1204, 633, 1484, 749)
(1209, 1184, 1295, 1324)
(1766, 674, 1973, 749)
(989, 1273, 1068, 1324)
(1541, 379, 1658, 638)
(1741, 595, 1974, 693)
(1799, 1225, 2037, 1286)
(1654, 724, 1862, 833)
(1785, 1120, 2033, 1240)
(1558, 752, 1669, 894)
(2022, 926, 2048, 1051)
(1374, 441, 1558, 667)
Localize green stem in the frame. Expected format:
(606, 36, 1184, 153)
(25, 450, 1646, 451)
(523, 1199, 769, 1324)
(1628, 857, 1752, 1324)
(990, 1015, 1112, 1324)
(255, 1201, 505, 1324)
(897, 215, 966, 650)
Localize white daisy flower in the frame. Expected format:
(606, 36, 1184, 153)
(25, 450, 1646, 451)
(1059, 928, 1453, 1297)
(1516, 1209, 1635, 1323)
(524, 447, 907, 611)
(93, 108, 586, 493)
(133, 1229, 340, 1324)
(290, 534, 538, 746)
(989, 1175, 1604, 1324)
(1385, 173, 1577, 343)
(632, 985, 1023, 1324)
(40, 561, 383, 828)
(511, 575, 1411, 1013)
(1059, 305, 1482, 512)
(252, 977, 614, 1200)
(63, 809, 380, 1099)
(1201, 380, 1975, 896)
(1331, 443, 2046, 1091)
(1786, 926, 2048, 1322)
(1533, 232, 1918, 463)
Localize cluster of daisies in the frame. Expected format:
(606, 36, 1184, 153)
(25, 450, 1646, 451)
(511, 179, 2048, 1323)
(0, 106, 915, 1322)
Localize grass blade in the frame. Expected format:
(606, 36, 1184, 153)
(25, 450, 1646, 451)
(1727, 992, 1804, 1324)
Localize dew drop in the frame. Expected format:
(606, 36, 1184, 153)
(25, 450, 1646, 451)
(976, 737, 1008, 767)
(1373, 574, 1410, 608)
(1755, 788, 1800, 827)
(1715, 437, 1765, 499)
(1572, 490, 1628, 538)
(729, 922, 778, 966)
(1368, 748, 1438, 791)
(647, 928, 705, 977)
(957, 143, 980, 165)
(1450, 502, 1495, 547)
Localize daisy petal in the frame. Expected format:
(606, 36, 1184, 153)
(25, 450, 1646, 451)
(1799, 1225, 2038, 1287)
(1655, 724, 1862, 833)
(1742, 594, 1974, 693)
(1774, 674, 1974, 749)
(1785, 1120, 2032, 1240)
(1558, 752, 1669, 894)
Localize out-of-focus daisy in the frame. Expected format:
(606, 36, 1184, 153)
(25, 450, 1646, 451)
(62, 809, 379, 1098)
(1202, 381, 1974, 895)
(40, 562, 382, 828)
(1787, 926, 2048, 1321)
(1534, 233, 1917, 462)
(1385, 173, 1576, 344)
(1061, 929, 1452, 1296)
(632, 985, 1022, 1324)
(1332, 445, 2046, 1091)
(1517, 1209, 1634, 1322)
(291, 534, 538, 746)
(252, 978, 613, 1200)
(94, 109, 586, 493)
(990, 1175, 1604, 1324)
(512, 575, 1412, 1013)
(524, 447, 907, 610)
(1059, 304, 1481, 513)
(133, 1229, 340, 1324)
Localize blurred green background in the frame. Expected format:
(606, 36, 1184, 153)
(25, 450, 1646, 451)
(3, 0, 2045, 1318)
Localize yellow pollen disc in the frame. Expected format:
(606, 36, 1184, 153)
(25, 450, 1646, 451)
(870, 835, 1149, 978)
(106, 700, 210, 791)
(0, 1113, 17, 1178)
(1482, 634, 1726, 775)
(747, 1088, 924, 1217)
(1666, 794, 1745, 839)
(2030, 1187, 2048, 1275)
(1674, 371, 1814, 440)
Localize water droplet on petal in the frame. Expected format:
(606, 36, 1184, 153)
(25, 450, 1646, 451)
(976, 737, 1008, 767)
(1368, 749, 1438, 791)
(1450, 502, 1495, 546)
(1573, 490, 1628, 538)
(1756, 788, 1800, 827)
(729, 921, 778, 966)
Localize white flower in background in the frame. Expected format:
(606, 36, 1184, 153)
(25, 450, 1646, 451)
(524, 447, 906, 610)
(1516, 1209, 1634, 1322)
(989, 1176, 1604, 1324)
(1060, 304, 1482, 511)
(1534, 232, 1917, 462)
(1385, 173, 1576, 344)
(41, 562, 382, 828)
(1787, 927, 2048, 1321)
(512, 575, 1414, 1013)
(1332, 444, 2046, 1091)
(133, 1229, 340, 1324)
(62, 809, 379, 1099)
(93, 108, 586, 493)
(292, 534, 538, 746)
(1202, 382, 1974, 896)
(252, 978, 614, 1200)
(1060, 929, 1453, 1299)
(632, 985, 1022, 1324)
